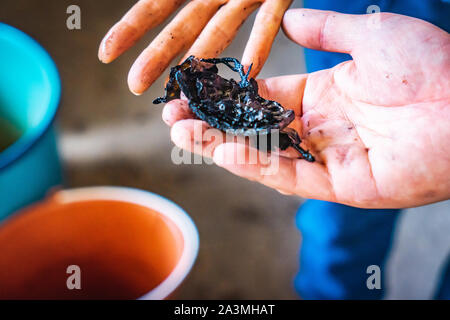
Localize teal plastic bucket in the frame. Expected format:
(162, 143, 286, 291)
(0, 23, 62, 220)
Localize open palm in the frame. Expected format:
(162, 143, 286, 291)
(164, 9, 450, 208)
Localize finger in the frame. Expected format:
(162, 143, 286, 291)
(128, 0, 226, 95)
(282, 8, 368, 53)
(99, 0, 186, 63)
(180, 0, 261, 61)
(241, 0, 293, 77)
(213, 143, 334, 200)
(171, 119, 229, 159)
(162, 100, 194, 126)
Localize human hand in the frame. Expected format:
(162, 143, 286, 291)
(99, 0, 293, 95)
(163, 9, 450, 208)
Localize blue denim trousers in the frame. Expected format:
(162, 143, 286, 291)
(296, 0, 450, 299)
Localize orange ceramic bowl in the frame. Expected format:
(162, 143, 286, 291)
(0, 187, 199, 299)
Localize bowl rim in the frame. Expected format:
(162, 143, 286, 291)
(50, 186, 200, 300)
(0, 23, 61, 170)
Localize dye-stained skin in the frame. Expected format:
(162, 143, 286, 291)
(99, 0, 293, 95)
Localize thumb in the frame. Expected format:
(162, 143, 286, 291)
(282, 8, 373, 54)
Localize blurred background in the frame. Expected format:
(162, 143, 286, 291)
(1, 0, 449, 299)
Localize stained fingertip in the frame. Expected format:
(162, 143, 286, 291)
(170, 121, 192, 148)
(98, 39, 109, 63)
(162, 100, 193, 126)
(128, 68, 145, 95)
(99, 23, 140, 64)
(161, 105, 173, 126)
(98, 30, 114, 64)
(242, 0, 292, 78)
(282, 8, 360, 53)
(241, 62, 261, 79)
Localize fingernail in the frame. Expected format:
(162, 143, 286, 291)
(213, 144, 226, 166)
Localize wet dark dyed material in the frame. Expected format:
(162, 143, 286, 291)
(154, 56, 314, 162)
